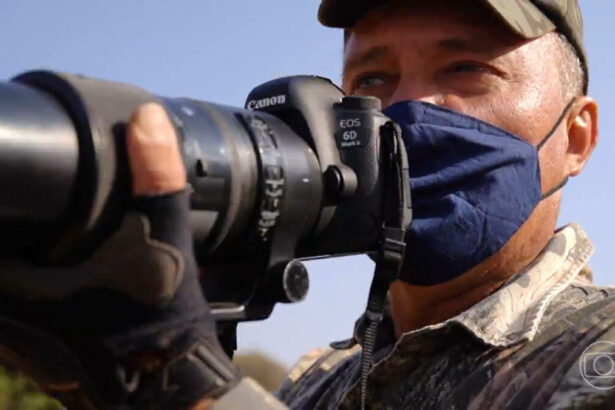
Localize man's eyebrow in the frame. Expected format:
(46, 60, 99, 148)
(343, 46, 392, 78)
(343, 36, 504, 78)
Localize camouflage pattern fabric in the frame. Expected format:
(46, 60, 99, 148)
(279, 224, 615, 409)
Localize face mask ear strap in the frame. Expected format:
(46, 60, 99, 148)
(541, 176, 569, 200)
(536, 98, 577, 151)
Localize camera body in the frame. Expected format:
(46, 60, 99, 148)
(194, 76, 395, 322)
(0, 71, 403, 327)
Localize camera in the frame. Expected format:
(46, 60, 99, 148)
(0, 71, 410, 345)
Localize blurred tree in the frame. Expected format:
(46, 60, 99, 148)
(0, 351, 288, 408)
(0, 367, 61, 410)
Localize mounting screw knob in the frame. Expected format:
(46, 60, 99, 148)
(324, 164, 357, 200)
(268, 260, 309, 304)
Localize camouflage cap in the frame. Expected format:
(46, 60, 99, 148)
(319, 0, 588, 92)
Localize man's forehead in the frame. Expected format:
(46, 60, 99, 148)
(343, 4, 522, 68)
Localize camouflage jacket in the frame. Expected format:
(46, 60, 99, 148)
(278, 224, 615, 409)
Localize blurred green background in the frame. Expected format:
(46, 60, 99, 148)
(0, 367, 61, 410)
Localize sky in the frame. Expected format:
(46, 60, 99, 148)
(0, 1, 612, 367)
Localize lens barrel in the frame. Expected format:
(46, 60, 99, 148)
(0, 81, 79, 253)
(0, 71, 323, 267)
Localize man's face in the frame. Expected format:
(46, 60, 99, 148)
(341, 0, 597, 314)
(342, 1, 568, 151)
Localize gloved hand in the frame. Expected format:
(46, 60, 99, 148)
(0, 104, 240, 409)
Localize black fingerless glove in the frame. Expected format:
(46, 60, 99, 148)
(0, 190, 241, 409)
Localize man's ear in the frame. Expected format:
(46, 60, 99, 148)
(566, 96, 598, 177)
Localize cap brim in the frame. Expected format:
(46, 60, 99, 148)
(318, 0, 373, 29)
(319, 0, 556, 39)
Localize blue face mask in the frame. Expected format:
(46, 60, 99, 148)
(383, 101, 572, 286)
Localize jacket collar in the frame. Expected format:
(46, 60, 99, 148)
(346, 224, 595, 351)
(404, 223, 595, 347)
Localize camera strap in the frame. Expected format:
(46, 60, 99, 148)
(359, 122, 412, 410)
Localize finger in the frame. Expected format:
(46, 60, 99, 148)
(126, 103, 186, 196)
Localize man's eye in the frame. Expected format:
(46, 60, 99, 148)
(353, 74, 387, 90)
(448, 62, 492, 74)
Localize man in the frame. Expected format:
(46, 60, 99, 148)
(274, 1, 610, 408)
(0, 0, 610, 409)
